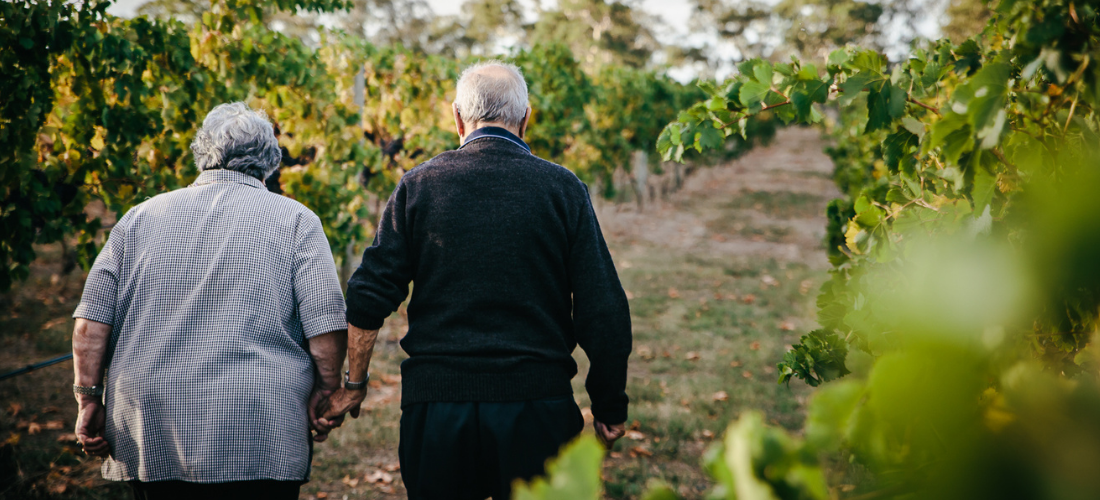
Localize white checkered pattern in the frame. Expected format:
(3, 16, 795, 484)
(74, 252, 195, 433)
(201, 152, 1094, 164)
(74, 169, 346, 483)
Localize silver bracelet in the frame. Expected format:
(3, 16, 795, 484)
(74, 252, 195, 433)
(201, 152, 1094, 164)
(73, 385, 104, 396)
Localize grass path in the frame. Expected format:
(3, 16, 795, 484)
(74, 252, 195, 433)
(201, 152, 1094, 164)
(0, 127, 838, 500)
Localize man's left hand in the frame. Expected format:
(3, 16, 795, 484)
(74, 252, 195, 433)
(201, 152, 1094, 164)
(322, 387, 367, 421)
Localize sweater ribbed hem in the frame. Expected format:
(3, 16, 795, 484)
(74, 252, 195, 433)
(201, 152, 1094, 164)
(400, 362, 574, 407)
(346, 310, 385, 330)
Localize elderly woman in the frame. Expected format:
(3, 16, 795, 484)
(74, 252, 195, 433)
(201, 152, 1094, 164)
(71, 102, 348, 499)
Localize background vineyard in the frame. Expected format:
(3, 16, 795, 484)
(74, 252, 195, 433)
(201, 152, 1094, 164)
(3, 0, 1100, 498)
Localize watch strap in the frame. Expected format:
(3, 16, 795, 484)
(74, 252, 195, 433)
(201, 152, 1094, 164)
(344, 370, 368, 391)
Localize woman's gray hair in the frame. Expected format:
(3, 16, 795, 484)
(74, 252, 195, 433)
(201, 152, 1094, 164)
(453, 61, 529, 129)
(190, 102, 281, 180)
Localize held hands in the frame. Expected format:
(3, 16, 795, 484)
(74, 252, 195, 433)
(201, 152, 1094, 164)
(322, 387, 367, 421)
(308, 384, 345, 442)
(594, 420, 626, 449)
(75, 397, 109, 457)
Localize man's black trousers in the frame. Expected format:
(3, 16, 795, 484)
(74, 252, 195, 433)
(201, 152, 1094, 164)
(399, 395, 585, 500)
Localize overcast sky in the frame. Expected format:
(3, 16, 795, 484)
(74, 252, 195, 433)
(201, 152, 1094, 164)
(107, 0, 940, 81)
(108, 0, 694, 41)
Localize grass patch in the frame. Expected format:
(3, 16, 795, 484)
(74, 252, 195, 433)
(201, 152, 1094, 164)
(725, 190, 825, 219)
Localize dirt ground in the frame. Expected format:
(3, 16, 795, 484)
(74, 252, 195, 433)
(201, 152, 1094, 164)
(0, 126, 841, 499)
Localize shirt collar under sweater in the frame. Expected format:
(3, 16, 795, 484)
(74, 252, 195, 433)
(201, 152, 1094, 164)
(460, 126, 531, 154)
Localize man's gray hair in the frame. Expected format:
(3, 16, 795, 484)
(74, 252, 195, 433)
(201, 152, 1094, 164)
(190, 102, 281, 180)
(453, 60, 529, 129)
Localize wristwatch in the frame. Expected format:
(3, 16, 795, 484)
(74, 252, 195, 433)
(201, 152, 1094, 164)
(73, 385, 104, 396)
(344, 371, 369, 391)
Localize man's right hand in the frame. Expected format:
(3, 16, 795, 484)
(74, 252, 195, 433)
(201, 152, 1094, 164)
(594, 420, 626, 449)
(322, 387, 367, 420)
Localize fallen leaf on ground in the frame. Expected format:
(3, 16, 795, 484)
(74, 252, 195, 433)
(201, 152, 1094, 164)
(712, 391, 729, 402)
(56, 433, 78, 443)
(5, 433, 19, 446)
(7, 403, 21, 418)
(41, 317, 68, 331)
(636, 346, 654, 360)
(381, 374, 402, 384)
(316, 493, 328, 499)
(624, 290, 635, 300)
(680, 398, 691, 407)
(764, 366, 776, 374)
(730, 360, 742, 367)
(761, 275, 779, 287)
(621, 261, 632, 269)
(27, 423, 42, 435)
(661, 351, 672, 359)
(48, 483, 67, 495)
(667, 287, 680, 298)
(368, 380, 383, 389)
(685, 352, 700, 361)
(366, 470, 394, 484)
(342, 475, 360, 488)
(630, 420, 641, 430)
(44, 420, 64, 430)
(800, 279, 815, 295)
(609, 451, 622, 458)
(741, 294, 756, 304)
(779, 321, 796, 331)
(383, 463, 400, 472)
(625, 430, 645, 440)
(750, 341, 760, 350)
(840, 484, 857, 492)
(742, 371, 754, 379)
(630, 446, 653, 457)
(711, 234, 727, 242)
(702, 430, 715, 439)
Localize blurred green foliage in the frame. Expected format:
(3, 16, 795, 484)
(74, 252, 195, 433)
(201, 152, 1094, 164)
(647, 0, 1100, 497)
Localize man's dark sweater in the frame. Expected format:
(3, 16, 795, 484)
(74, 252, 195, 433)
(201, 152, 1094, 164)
(345, 128, 632, 424)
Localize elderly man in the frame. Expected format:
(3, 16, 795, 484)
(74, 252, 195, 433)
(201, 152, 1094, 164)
(324, 61, 632, 499)
(71, 102, 348, 499)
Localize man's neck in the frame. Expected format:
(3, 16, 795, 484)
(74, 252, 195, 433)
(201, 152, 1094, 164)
(463, 123, 522, 143)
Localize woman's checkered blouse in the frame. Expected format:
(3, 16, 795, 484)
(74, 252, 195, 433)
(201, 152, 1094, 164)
(74, 169, 347, 483)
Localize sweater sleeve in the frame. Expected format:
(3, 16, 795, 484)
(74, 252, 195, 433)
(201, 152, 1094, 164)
(569, 188, 632, 425)
(346, 179, 414, 330)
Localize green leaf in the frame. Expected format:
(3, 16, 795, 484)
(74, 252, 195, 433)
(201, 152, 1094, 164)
(512, 435, 604, 500)
(706, 97, 727, 112)
(722, 412, 830, 500)
(753, 63, 774, 86)
(639, 481, 682, 500)
(865, 81, 905, 132)
(838, 74, 870, 107)
(695, 124, 724, 152)
(850, 50, 887, 75)
(738, 80, 771, 113)
(883, 129, 919, 171)
(804, 379, 866, 451)
(669, 123, 682, 146)
(971, 166, 997, 211)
